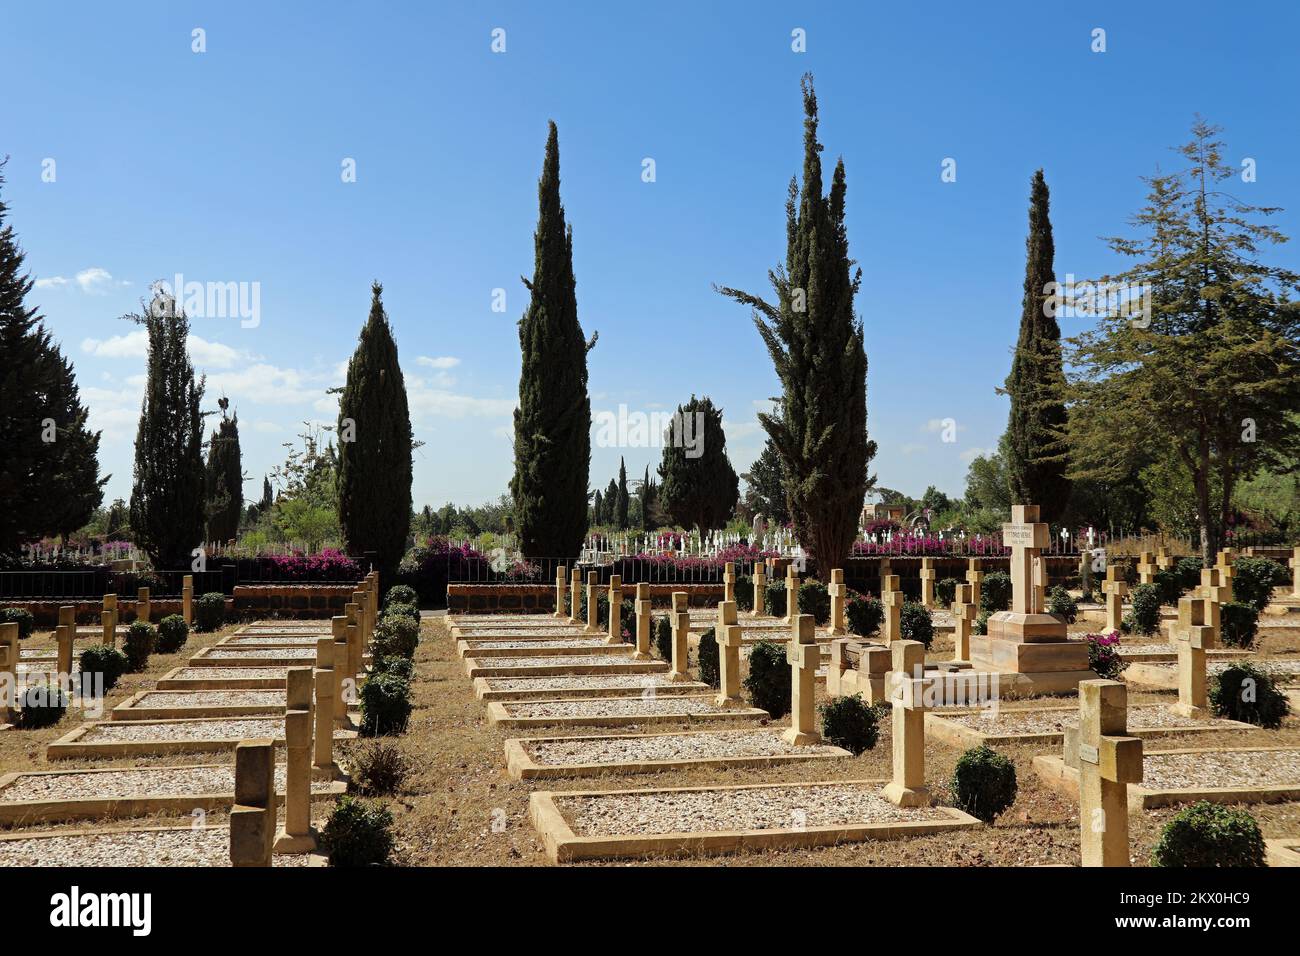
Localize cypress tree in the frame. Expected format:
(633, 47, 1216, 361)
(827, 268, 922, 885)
(591, 490, 602, 527)
(657, 395, 739, 532)
(1003, 169, 1071, 522)
(640, 465, 654, 532)
(719, 75, 874, 572)
(511, 122, 594, 560)
(616, 457, 630, 530)
(337, 281, 413, 582)
(128, 294, 206, 568)
(260, 476, 273, 512)
(0, 161, 105, 554)
(603, 477, 619, 525)
(203, 397, 243, 543)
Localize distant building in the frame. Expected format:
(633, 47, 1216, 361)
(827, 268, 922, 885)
(862, 502, 907, 525)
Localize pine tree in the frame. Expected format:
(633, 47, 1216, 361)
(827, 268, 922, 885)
(0, 161, 105, 554)
(128, 295, 206, 568)
(203, 397, 244, 543)
(511, 122, 595, 560)
(337, 282, 413, 582)
(1002, 170, 1070, 522)
(616, 457, 630, 530)
(657, 395, 739, 532)
(719, 75, 874, 571)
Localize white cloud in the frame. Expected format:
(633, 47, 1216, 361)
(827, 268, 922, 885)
(80, 329, 244, 369)
(417, 355, 460, 370)
(252, 421, 283, 433)
(35, 276, 69, 289)
(923, 418, 961, 434)
(76, 267, 128, 295)
(407, 383, 515, 420)
(960, 446, 995, 464)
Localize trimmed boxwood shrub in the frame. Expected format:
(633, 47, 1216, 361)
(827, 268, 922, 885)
(371, 654, 414, 680)
(194, 593, 226, 632)
(1151, 802, 1265, 868)
(733, 575, 754, 612)
(348, 740, 411, 796)
(384, 584, 419, 609)
(383, 602, 420, 624)
(744, 640, 791, 719)
(697, 627, 719, 688)
(1047, 585, 1078, 624)
(650, 615, 671, 661)
(16, 683, 68, 728)
(818, 694, 879, 755)
(123, 621, 155, 672)
(1210, 662, 1291, 729)
(798, 580, 830, 624)
(78, 645, 129, 693)
(1220, 602, 1259, 649)
(1232, 557, 1287, 611)
(1124, 583, 1161, 636)
(360, 673, 412, 736)
(935, 577, 959, 607)
(321, 795, 394, 867)
(1174, 557, 1204, 593)
(156, 614, 189, 654)
(1153, 567, 1186, 607)
(950, 745, 1017, 821)
(373, 614, 419, 660)
(0, 607, 36, 639)
(980, 572, 1011, 613)
(765, 582, 787, 617)
(900, 601, 934, 648)
(846, 593, 882, 637)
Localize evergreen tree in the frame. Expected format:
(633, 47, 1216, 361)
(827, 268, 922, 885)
(259, 476, 273, 511)
(719, 75, 874, 571)
(1001, 170, 1070, 522)
(616, 457, 630, 530)
(640, 464, 655, 532)
(203, 397, 243, 543)
(657, 395, 739, 532)
(742, 436, 790, 524)
(337, 282, 413, 582)
(591, 490, 602, 527)
(0, 161, 105, 554)
(511, 122, 595, 560)
(603, 478, 619, 525)
(128, 294, 206, 568)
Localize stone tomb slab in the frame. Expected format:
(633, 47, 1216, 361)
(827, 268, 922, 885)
(187, 646, 319, 667)
(47, 716, 357, 759)
(156, 666, 293, 690)
(218, 635, 326, 648)
(0, 824, 326, 866)
(1266, 839, 1300, 866)
(1124, 658, 1300, 691)
(486, 694, 768, 730)
(464, 655, 668, 680)
(0, 763, 347, 825)
(504, 728, 850, 780)
(530, 778, 980, 863)
(456, 638, 631, 660)
(1033, 746, 1300, 812)
(111, 690, 288, 720)
(925, 705, 1253, 750)
(474, 675, 712, 702)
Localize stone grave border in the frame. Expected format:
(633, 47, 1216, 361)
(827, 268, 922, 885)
(472, 677, 711, 702)
(924, 706, 1255, 749)
(0, 823, 331, 865)
(1124, 659, 1300, 691)
(464, 656, 667, 679)
(455, 640, 632, 660)
(46, 717, 358, 760)
(1265, 839, 1300, 866)
(528, 778, 981, 863)
(485, 695, 768, 730)
(188, 648, 320, 668)
(156, 667, 288, 690)
(111, 690, 285, 721)
(218, 635, 326, 648)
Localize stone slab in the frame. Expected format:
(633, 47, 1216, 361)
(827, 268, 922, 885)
(156, 666, 292, 690)
(46, 717, 357, 759)
(485, 695, 768, 730)
(925, 706, 1254, 750)
(111, 690, 288, 720)
(455, 639, 631, 660)
(464, 655, 668, 680)
(473, 676, 712, 702)
(0, 824, 327, 866)
(187, 647, 319, 667)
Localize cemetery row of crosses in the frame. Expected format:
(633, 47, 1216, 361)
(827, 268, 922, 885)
(0, 75, 1298, 868)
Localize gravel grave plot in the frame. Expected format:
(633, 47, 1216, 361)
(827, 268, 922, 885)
(82, 718, 288, 742)
(203, 648, 317, 659)
(171, 667, 292, 681)
(131, 691, 287, 708)
(1136, 659, 1300, 681)
(525, 730, 843, 766)
(503, 697, 743, 719)
(474, 655, 655, 669)
(0, 765, 338, 802)
(484, 675, 702, 693)
(1141, 749, 1300, 790)
(0, 827, 314, 867)
(944, 706, 1238, 735)
(557, 783, 947, 836)
(222, 636, 323, 646)
(464, 639, 612, 650)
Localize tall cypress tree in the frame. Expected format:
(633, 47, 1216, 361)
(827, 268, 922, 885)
(616, 457, 630, 530)
(337, 281, 413, 582)
(260, 476, 274, 511)
(1003, 169, 1071, 522)
(719, 75, 873, 572)
(204, 397, 244, 542)
(603, 477, 619, 525)
(511, 122, 594, 560)
(129, 295, 206, 568)
(0, 162, 105, 554)
(640, 464, 654, 532)
(657, 395, 739, 532)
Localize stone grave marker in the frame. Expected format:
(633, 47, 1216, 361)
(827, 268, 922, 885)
(1214, 549, 1236, 602)
(331, 616, 351, 728)
(606, 574, 623, 645)
(1137, 551, 1157, 586)
(312, 637, 341, 780)
(274, 667, 316, 853)
(919, 558, 936, 609)
(136, 587, 150, 625)
(182, 574, 194, 626)
(1077, 680, 1142, 867)
(828, 568, 847, 635)
(784, 565, 800, 623)
(555, 564, 568, 618)
(569, 568, 582, 624)
(1102, 566, 1127, 633)
(1291, 547, 1300, 599)
(669, 592, 690, 682)
(951, 583, 975, 662)
(0, 622, 17, 724)
(1078, 550, 1093, 598)
(881, 575, 903, 644)
(230, 738, 276, 867)
(716, 600, 743, 707)
(102, 594, 117, 646)
(751, 564, 767, 617)
(723, 562, 736, 605)
(781, 614, 821, 745)
(1170, 596, 1213, 719)
(633, 583, 653, 661)
(56, 606, 75, 677)
(882, 639, 929, 807)
(586, 571, 600, 634)
(965, 559, 983, 611)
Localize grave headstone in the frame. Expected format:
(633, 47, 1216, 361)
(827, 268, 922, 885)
(752, 565, 767, 617)
(716, 600, 744, 708)
(633, 583, 653, 661)
(348, 596, 365, 678)
(1198, 568, 1226, 638)
(1077, 680, 1142, 867)
(1079, 550, 1093, 598)
(882, 639, 929, 807)
(781, 614, 822, 745)
(880, 557, 893, 597)
(331, 616, 350, 728)
(554, 565, 568, 618)
(1214, 550, 1236, 603)
(182, 574, 194, 626)
(827, 568, 848, 636)
(951, 583, 975, 662)
(1102, 566, 1128, 634)
(274, 667, 316, 853)
(919, 558, 936, 609)
(56, 606, 75, 677)
(0, 622, 17, 724)
(569, 568, 582, 624)
(586, 571, 600, 634)
(669, 591, 690, 682)
(1291, 547, 1300, 599)
(784, 565, 800, 623)
(965, 559, 983, 611)
(136, 587, 150, 625)
(312, 637, 340, 780)
(881, 575, 903, 644)
(723, 562, 736, 605)
(1136, 551, 1157, 586)
(606, 575, 623, 645)
(1170, 596, 1214, 719)
(230, 738, 276, 867)
(102, 594, 117, 646)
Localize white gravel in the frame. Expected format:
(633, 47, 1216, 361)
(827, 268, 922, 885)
(504, 697, 746, 719)
(473, 655, 653, 669)
(171, 667, 291, 680)
(223, 637, 323, 646)
(0, 827, 315, 866)
(204, 648, 317, 659)
(1141, 749, 1300, 789)
(945, 706, 1237, 734)
(131, 691, 287, 708)
(83, 718, 288, 742)
(0, 765, 342, 801)
(465, 639, 612, 650)
(525, 729, 843, 766)
(557, 783, 945, 836)
(484, 675, 705, 693)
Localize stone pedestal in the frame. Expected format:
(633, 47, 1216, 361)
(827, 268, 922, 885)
(951, 584, 974, 662)
(554, 565, 568, 618)
(312, 638, 343, 781)
(919, 559, 936, 609)
(1170, 596, 1213, 719)
(669, 592, 690, 682)
(606, 575, 623, 645)
(1077, 680, 1142, 867)
(585, 572, 599, 634)
(182, 575, 194, 626)
(56, 606, 75, 677)
(882, 640, 929, 807)
(751, 568, 767, 617)
(274, 667, 317, 853)
(569, 568, 582, 624)
(781, 615, 821, 745)
(828, 568, 847, 636)
(1102, 567, 1127, 634)
(715, 601, 744, 708)
(881, 575, 903, 644)
(102, 594, 118, 646)
(633, 583, 653, 661)
(136, 587, 150, 625)
(230, 739, 276, 867)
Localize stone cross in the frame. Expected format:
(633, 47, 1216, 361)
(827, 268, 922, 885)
(781, 614, 821, 745)
(633, 583, 653, 661)
(311, 637, 340, 780)
(274, 667, 316, 853)
(715, 600, 744, 707)
(349, 594, 366, 677)
(951, 583, 975, 661)
(1002, 505, 1051, 614)
(919, 558, 936, 609)
(1077, 680, 1143, 867)
(102, 593, 117, 646)
(1156, 548, 1174, 573)
(669, 591, 690, 682)
(569, 568, 582, 624)
(1136, 551, 1157, 586)
(331, 616, 351, 728)
(1032, 554, 1048, 613)
(230, 738, 276, 867)
(0, 622, 17, 724)
(879, 557, 892, 597)
(1102, 566, 1128, 633)
(752, 565, 767, 617)
(606, 574, 623, 645)
(56, 605, 75, 677)
(784, 565, 800, 623)
(1078, 550, 1093, 599)
(136, 587, 150, 624)
(585, 571, 600, 634)
(1198, 568, 1226, 638)
(1291, 546, 1300, 599)
(182, 574, 194, 625)
(554, 564, 568, 618)
(965, 559, 983, 611)
(1170, 596, 1214, 718)
(1214, 549, 1236, 603)
(881, 575, 903, 644)
(828, 568, 847, 635)
(882, 639, 929, 807)
(723, 562, 736, 605)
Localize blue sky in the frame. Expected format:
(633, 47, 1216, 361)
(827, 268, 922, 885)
(3, 1, 1297, 510)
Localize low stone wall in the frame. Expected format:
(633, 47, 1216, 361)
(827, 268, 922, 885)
(6, 584, 356, 626)
(448, 583, 726, 613)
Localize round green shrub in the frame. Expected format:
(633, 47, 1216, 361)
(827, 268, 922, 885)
(935, 578, 959, 607)
(1220, 601, 1259, 649)
(950, 745, 1017, 821)
(360, 673, 412, 736)
(973, 610, 991, 635)
(797, 581, 830, 624)
(15, 682, 68, 729)
(1210, 663, 1291, 729)
(733, 575, 754, 612)
(818, 694, 879, 755)
(980, 572, 1011, 613)
(900, 601, 934, 648)
(1153, 567, 1186, 607)
(696, 627, 719, 688)
(371, 654, 414, 681)
(653, 615, 673, 661)
(78, 645, 129, 693)
(1047, 585, 1078, 624)
(321, 795, 394, 867)
(1126, 583, 1162, 635)
(845, 593, 882, 637)
(765, 582, 787, 617)
(1151, 801, 1265, 867)
(155, 614, 189, 654)
(1174, 557, 1204, 593)
(744, 640, 791, 719)
(383, 602, 420, 624)
(372, 614, 419, 659)
(383, 584, 419, 609)
(1231, 557, 1287, 612)
(123, 621, 155, 672)
(0, 607, 36, 639)
(194, 593, 226, 632)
